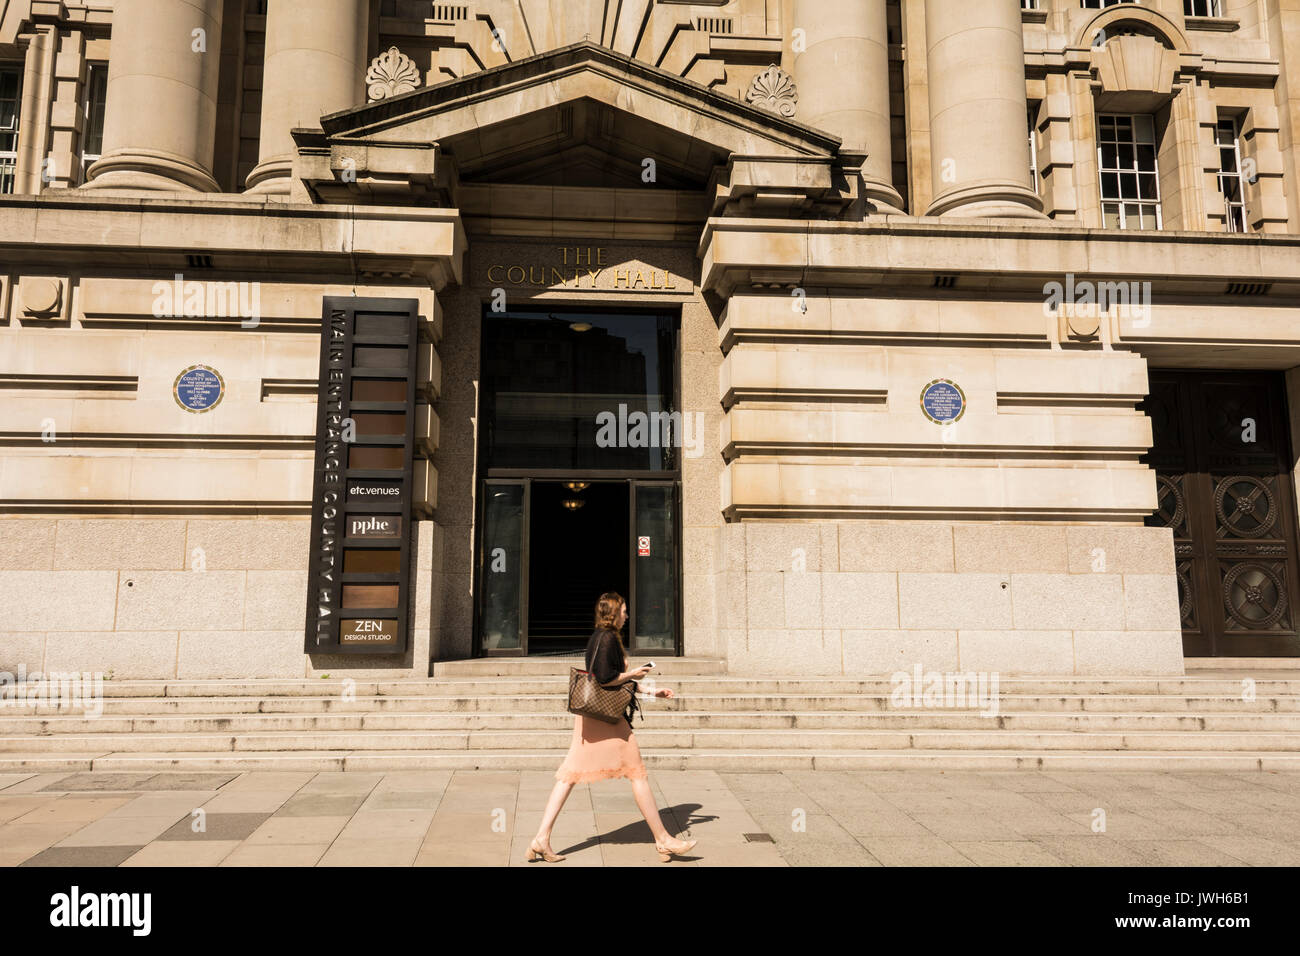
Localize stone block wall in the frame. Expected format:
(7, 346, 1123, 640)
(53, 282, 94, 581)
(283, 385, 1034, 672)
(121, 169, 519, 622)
(706, 521, 1184, 676)
(0, 517, 442, 679)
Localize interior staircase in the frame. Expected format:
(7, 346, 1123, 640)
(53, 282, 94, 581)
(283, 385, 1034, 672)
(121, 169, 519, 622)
(3, 659, 1299, 773)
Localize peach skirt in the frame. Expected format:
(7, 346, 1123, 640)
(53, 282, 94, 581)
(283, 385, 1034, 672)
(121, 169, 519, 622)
(554, 712, 648, 784)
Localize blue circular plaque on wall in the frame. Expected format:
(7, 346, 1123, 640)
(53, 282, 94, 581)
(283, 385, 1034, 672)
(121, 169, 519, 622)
(173, 365, 225, 413)
(919, 379, 966, 424)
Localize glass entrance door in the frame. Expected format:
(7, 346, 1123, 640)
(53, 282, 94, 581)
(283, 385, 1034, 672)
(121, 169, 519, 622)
(474, 478, 680, 656)
(631, 481, 679, 653)
(478, 480, 527, 654)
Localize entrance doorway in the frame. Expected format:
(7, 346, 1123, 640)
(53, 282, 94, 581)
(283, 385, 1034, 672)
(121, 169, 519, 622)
(1141, 369, 1300, 656)
(528, 480, 628, 655)
(477, 478, 679, 656)
(473, 305, 683, 657)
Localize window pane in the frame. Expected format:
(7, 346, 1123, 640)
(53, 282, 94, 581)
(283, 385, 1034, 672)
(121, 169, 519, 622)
(1117, 143, 1135, 168)
(1133, 114, 1154, 142)
(1103, 203, 1121, 228)
(1137, 144, 1156, 170)
(1101, 172, 1119, 199)
(482, 309, 680, 471)
(85, 66, 108, 150)
(1138, 174, 1158, 200)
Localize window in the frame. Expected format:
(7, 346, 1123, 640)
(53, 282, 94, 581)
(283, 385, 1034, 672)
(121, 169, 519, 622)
(1184, 0, 1222, 15)
(1216, 116, 1247, 233)
(1097, 113, 1161, 229)
(81, 63, 108, 180)
(1082, 1, 1136, 7)
(1028, 103, 1040, 192)
(0, 65, 21, 194)
(1021, 0, 1038, 9)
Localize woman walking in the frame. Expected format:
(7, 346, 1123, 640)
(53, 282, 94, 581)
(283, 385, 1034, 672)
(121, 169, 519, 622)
(527, 591, 698, 863)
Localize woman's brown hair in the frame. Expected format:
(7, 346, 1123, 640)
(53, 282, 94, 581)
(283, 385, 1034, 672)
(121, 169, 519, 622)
(593, 592, 626, 633)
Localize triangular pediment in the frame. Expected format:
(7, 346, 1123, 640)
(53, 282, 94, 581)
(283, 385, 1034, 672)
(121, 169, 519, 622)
(315, 41, 840, 190)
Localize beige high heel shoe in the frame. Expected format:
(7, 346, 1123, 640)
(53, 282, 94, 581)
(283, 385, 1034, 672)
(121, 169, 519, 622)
(526, 837, 565, 863)
(654, 835, 698, 862)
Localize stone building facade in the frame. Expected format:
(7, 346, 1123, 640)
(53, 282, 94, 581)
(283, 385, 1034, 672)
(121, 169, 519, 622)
(2, 0, 1300, 679)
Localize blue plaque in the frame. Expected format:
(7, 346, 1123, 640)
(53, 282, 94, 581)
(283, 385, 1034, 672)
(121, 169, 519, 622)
(173, 365, 225, 413)
(920, 379, 965, 424)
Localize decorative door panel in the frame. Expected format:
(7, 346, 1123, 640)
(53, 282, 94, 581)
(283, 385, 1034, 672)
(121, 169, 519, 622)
(1142, 370, 1300, 657)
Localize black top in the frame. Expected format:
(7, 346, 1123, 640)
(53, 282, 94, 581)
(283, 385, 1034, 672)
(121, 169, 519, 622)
(584, 628, 639, 726)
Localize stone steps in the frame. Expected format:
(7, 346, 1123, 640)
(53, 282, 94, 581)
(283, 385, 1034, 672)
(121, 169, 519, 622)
(5, 710, 1300, 733)
(77, 677, 1300, 697)
(14, 693, 1300, 715)
(4, 669, 1297, 771)
(6, 728, 1300, 753)
(3, 749, 1299, 773)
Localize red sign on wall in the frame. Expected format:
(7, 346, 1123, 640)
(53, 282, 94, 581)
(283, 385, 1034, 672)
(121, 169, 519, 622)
(637, 536, 650, 556)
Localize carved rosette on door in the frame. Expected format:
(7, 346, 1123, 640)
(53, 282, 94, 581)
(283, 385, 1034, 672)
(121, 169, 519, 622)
(1141, 371, 1300, 657)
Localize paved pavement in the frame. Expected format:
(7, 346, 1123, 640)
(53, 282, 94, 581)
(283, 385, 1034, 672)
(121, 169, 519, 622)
(2, 768, 1299, 866)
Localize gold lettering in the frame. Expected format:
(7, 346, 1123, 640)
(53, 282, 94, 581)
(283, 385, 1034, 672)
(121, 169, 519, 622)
(615, 269, 630, 288)
(528, 266, 544, 284)
(575, 247, 592, 266)
(665, 272, 676, 290)
(587, 268, 601, 288)
(552, 267, 566, 286)
(632, 270, 647, 289)
(487, 265, 504, 283)
(597, 248, 607, 266)
(507, 266, 525, 284)
(650, 271, 663, 290)
(558, 247, 569, 266)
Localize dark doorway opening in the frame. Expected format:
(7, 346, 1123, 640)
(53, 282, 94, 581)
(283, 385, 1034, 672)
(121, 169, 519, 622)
(527, 480, 629, 655)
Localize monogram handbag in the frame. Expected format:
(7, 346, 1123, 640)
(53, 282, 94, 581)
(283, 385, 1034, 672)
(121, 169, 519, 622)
(567, 668, 641, 724)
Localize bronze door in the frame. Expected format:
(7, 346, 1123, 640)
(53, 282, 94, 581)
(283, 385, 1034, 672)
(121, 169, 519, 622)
(1142, 370, 1300, 657)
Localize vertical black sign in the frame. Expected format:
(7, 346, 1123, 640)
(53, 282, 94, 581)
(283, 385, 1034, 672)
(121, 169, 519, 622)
(304, 297, 420, 654)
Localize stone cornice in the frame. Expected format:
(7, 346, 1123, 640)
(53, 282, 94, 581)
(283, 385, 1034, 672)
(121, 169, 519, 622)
(699, 216, 1300, 300)
(0, 194, 467, 289)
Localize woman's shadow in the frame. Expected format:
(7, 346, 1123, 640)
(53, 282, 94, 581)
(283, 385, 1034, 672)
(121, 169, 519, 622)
(557, 802, 715, 858)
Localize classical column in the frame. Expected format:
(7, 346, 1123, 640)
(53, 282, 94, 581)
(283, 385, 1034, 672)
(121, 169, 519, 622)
(923, 0, 1044, 218)
(244, 0, 369, 195)
(84, 0, 223, 192)
(793, 0, 904, 214)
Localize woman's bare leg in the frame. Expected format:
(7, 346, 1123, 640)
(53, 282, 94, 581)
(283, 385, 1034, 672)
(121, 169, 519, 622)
(631, 776, 672, 843)
(533, 780, 574, 848)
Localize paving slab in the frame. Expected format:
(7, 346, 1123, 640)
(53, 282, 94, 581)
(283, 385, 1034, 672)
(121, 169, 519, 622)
(21, 845, 144, 867)
(122, 841, 241, 867)
(156, 812, 272, 842)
